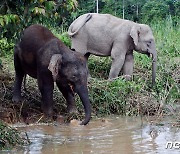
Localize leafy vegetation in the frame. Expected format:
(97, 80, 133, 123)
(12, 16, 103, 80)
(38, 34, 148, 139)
(0, 0, 78, 39)
(0, 38, 14, 56)
(76, 0, 179, 23)
(0, 120, 29, 150)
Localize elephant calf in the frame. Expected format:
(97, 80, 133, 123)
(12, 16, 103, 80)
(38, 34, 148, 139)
(12, 24, 91, 125)
(68, 13, 157, 85)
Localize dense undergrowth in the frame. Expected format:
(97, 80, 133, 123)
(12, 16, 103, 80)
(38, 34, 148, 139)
(0, 120, 29, 150)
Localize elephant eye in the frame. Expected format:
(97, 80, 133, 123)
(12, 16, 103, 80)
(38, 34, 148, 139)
(147, 41, 151, 47)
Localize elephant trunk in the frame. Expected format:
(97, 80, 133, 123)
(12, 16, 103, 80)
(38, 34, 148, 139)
(152, 51, 157, 86)
(76, 85, 91, 125)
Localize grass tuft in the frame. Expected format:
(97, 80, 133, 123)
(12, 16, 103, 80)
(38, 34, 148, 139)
(0, 120, 29, 150)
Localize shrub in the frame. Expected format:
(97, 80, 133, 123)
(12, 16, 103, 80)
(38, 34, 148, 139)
(57, 32, 71, 47)
(0, 38, 14, 56)
(142, 1, 169, 23)
(0, 120, 29, 150)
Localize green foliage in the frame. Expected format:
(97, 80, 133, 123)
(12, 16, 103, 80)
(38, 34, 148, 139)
(151, 18, 180, 58)
(76, 0, 179, 23)
(174, 1, 180, 17)
(0, 14, 19, 26)
(56, 32, 71, 47)
(0, 0, 78, 40)
(76, 0, 96, 15)
(152, 19, 180, 105)
(88, 56, 111, 79)
(50, 26, 71, 47)
(142, 1, 169, 22)
(0, 120, 28, 150)
(0, 14, 20, 39)
(0, 38, 14, 56)
(88, 78, 142, 115)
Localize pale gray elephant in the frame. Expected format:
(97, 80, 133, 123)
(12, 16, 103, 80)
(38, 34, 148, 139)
(68, 13, 157, 85)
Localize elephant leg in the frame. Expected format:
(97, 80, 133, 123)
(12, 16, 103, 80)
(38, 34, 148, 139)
(109, 47, 126, 79)
(57, 83, 77, 113)
(37, 73, 54, 116)
(12, 50, 25, 102)
(122, 54, 134, 80)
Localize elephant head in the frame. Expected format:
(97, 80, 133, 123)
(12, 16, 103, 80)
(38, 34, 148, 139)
(48, 52, 91, 125)
(130, 24, 157, 86)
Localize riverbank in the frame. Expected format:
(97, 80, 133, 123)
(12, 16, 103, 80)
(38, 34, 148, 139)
(0, 54, 179, 124)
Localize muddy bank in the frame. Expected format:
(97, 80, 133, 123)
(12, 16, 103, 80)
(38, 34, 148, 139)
(0, 70, 180, 125)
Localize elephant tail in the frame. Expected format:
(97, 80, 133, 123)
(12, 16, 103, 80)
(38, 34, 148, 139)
(68, 13, 92, 37)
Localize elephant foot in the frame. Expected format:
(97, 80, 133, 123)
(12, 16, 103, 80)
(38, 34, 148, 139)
(108, 76, 119, 81)
(12, 95, 23, 103)
(41, 104, 53, 117)
(122, 75, 132, 81)
(108, 75, 132, 81)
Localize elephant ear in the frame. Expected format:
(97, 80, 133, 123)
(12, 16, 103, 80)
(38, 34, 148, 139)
(48, 54, 62, 81)
(130, 25, 141, 46)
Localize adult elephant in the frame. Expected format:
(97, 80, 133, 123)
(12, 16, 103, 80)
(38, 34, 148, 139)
(12, 24, 91, 125)
(68, 13, 157, 85)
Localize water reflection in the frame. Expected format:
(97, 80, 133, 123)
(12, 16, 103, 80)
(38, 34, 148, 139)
(4, 117, 180, 154)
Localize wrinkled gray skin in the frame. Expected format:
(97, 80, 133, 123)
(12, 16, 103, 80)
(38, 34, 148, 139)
(12, 24, 91, 125)
(68, 13, 157, 85)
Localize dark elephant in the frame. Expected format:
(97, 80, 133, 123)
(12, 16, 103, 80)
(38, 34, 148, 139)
(12, 24, 91, 125)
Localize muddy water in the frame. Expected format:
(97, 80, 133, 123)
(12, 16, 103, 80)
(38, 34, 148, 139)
(5, 117, 180, 154)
